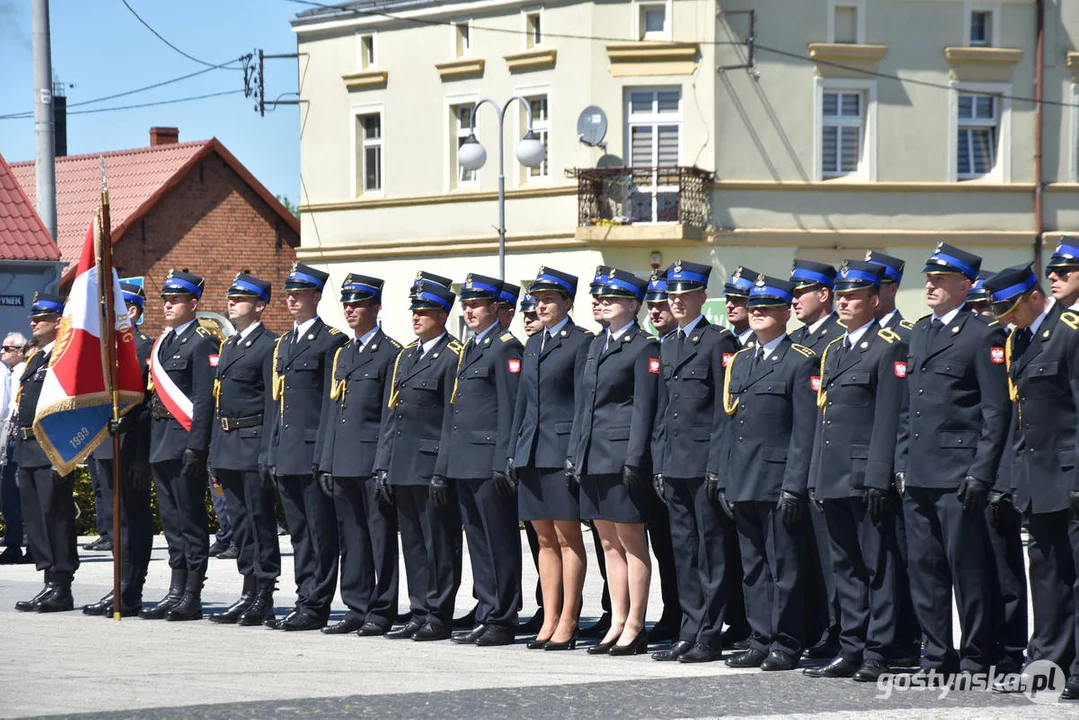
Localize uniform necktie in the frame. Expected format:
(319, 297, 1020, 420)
(677, 329, 686, 353)
(162, 329, 176, 353)
(927, 317, 945, 353)
(750, 346, 764, 371)
(603, 332, 612, 353)
(541, 331, 549, 353)
(1014, 327, 1034, 358)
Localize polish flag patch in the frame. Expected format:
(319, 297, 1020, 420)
(208, 354, 220, 368)
(722, 353, 734, 368)
(990, 347, 1005, 365)
(508, 358, 521, 374)
(648, 357, 661, 374)
(810, 376, 821, 392)
(894, 361, 907, 378)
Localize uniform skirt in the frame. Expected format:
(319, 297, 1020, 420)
(518, 467, 579, 522)
(580, 472, 648, 524)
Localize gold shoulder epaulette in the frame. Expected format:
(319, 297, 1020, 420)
(790, 343, 815, 358)
(447, 339, 464, 355)
(877, 327, 900, 344)
(900, 319, 914, 330)
(405, 340, 419, 348)
(1060, 311, 1079, 331)
(387, 337, 402, 348)
(500, 332, 514, 343)
(195, 327, 212, 338)
(328, 327, 343, 335)
(988, 320, 1000, 327)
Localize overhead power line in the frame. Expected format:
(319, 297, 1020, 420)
(0, 89, 242, 121)
(121, 0, 243, 70)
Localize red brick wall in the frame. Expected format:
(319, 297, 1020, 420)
(111, 153, 299, 337)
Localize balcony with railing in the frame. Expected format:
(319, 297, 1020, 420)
(568, 166, 714, 242)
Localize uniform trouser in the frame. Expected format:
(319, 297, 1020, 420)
(88, 460, 110, 540)
(1026, 510, 1079, 676)
(666, 476, 736, 649)
(1, 449, 23, 546)
(95, 458, 153, 597)
(984, 501, 1028, 666)
(395, 484, 462, 630)
(19, 465, 78, 583)
(647, 489, 680, 622)
(890, 488, 923, 659)
(524, 522, 543, 609)
(151, 459, 208, 592)
(333, 475, 399, 628)
(277, 473, 338, 618)
(210, 478, 233, 546)
(902, 486, 992, 672)
(734, 500, 806, 658)
(805, 502, 839, 651)
(457, 476, 521, 629)
(216, 469, 281, 588)
(822, 497, 900, 664)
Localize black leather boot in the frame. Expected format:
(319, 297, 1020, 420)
(141, 569, 186, 619)
(165, 590, 203, 621)
(16, 583, 55, 612)
(37, 582, 74, 613)
(238, 588, 275, 627)
(82, 591, 114, 616)
(209, 575, 257, 624)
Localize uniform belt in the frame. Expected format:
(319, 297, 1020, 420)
(219, 414, 263, 432)
(18, 427, 35, 441)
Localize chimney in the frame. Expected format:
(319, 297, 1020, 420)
(150, 127, 179, 146)
(52, 87, 67, 157)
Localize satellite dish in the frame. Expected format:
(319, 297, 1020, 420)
(577, 106, 608, 150)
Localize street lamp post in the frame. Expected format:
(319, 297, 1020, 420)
(457, 96, 546, 280)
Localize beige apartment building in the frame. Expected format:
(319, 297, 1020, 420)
(292, 0, 1079, 339)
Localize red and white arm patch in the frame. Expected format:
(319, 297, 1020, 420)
(894, 361, 907, 378)
(722, 353, 734, 368)
(990, 347, 1005, 365)
(648, 357, 661, 374)
(507, 358, 521, 374)
(810, 376, 821, 392)
(208, 354, 220, 368)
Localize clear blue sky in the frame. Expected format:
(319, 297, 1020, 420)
(0, 0, 303, 204)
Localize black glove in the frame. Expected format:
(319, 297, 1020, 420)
(809, 488, 824, 512)
(506, 458, 518, 485)
(374, 470, 394, 505)
(318, 471, 334, 499)
(129, 459, 152, 491)
(866, 487, 891, 520)
(1069, 491, 1079, 519)
(311, 462, 320, 480)
(622, 465, 642, 490)
(776, 490, 807, 524)
(894, 471, 906, 497)
(258, 463, 276, 490)
(987, 491, 1013, 529)
(957, 475, 990, 513)
(652, 474, 666, 504)
(493, 469, 516, 498)
(429, 474, 450, 507)
(563, 457, 580, 492)
(705, 472, 720, 502)
(181, 448, 207, 482)
(107, 416, 133, 436)
(717, 491, 735, 520)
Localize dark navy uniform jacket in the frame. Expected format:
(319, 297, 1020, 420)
(15, 348, 54, 469)
(882, 311, 914, 342)
(268, 318, 348, 476)
(93, 331, 154, 464)
(374, 333, 462, 486)
(436, 323, 523, 480)
(652, 318, 740, 480)
(509, 320, 592, 469)
(895, 310, 1010, 489)
(316, 328, 401, 479)
(569, 324, 660, 476)
(149, 323, 218, 464)
(721, 337, 818, 502)
(1007, 302, 1079, 514)
(790, 313, 844, 353)
(808, 322, 907, 499)
(209, 323, 278, 472)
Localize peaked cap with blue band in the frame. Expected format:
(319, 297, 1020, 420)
(645, 272, 668, 302)
(410, 271, 452, 297)
(227, 273, 272, 303)
(161, 269, 204, 299)
(834, 260, 886, 293)
(967, 270, 992, 304)
(747, 275, 796, 307)
(983, 264, 1038, 318)
(596, 268, 647, 301)
(340, 273, 383, 303)
(1046, 238, 1079, 273)
(589, 265, 614, 296)
(724, 266, 759, 298)
(119, 281, 146, 308)
(519, 294, 537, 313)
(460, 273, 503, 301)
(864, 250, 905, 284)
(664, 259, 710, 293)
(790, 259, 837, 291)
(921, 241, 981, 281)
(30, 292, 65, 317)
(530, 266, 577, 295)
(410, 281, 456, 312)
(499, 282, 521, 307)
(284, 262, 328, 291)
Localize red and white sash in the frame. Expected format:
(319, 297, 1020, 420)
(150, 334, 193, 430)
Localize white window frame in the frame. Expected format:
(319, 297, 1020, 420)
(964, 2, 1001, 48)
(633, 0, 672, 42)
(1070, 83, 1079, 183)
(624, 87, 683, 224)
(814, 78, 876, 182)
(947, 81, 1011, 183)
(453, 19, 472, 58)
(445, 93, 480, 193)
(827, 0, 866, 45)
(356, 32, 376, 70)
(350, 103, 384, 198)
(514, 86, 551, 186)
(522, 8, 543, 50)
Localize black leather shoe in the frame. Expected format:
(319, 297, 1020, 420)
(452, 606, 477, 629)
(1061, 675, 1079, 700)
(141, 582, 186, 620)
(647, 617, 680, 643)
(16, 584, 55, 612)
(679, 643, 723, 663)
(853, 659, 890, 682)
(586, 638, 618, 655)
(94, 538, 113, 552)
(83, 537, 104, 550)
(652, 639, 693, 661)
(165, 592, 203, 621)
(265, 610, 295, 629)
(238, 593, 275, 627)
(0, 546, 23, 564)
(475, 625, 515, 647)
(322, 617, 365, 635)
(609, 631, 649, 656)
(452, 624, 488, 644)
(760, 650, 798, 671)
(83, 592, 114, 616)
(725, 648, 768, 668)
(579, 614, 611, 639)
(805, 642, 839, 660)
(37, 585, 74, 613)
(413, 622, 451, 642)
(207, 539, 229, 557)
(209, 585, 256, 625)
(386, 620, 423, 639)
(804, 656, 858, 678)
(280, 612, 326, 631)
(356, 621, 389, 637)
(217, 545, 239, 560)
(104, 598, 143, 618)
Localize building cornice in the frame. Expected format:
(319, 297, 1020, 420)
(435, 57, 486, 80)
(504, 48, 557, 72)
(944, 47, 1023, 66)
(299, 184, 574, 213)
(605, 42, 699, 77)
(712, 180, 1038, 193)
(807, 43, 888, 63)
(342, 70, 388, 90)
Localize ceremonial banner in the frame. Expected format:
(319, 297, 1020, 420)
(32, 216, 145, 474)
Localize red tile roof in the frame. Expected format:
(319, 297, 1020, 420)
(10, 139, 299, 281)
(0, 152, 61, 261)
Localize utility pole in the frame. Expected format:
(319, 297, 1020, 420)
(32, 0, 57, 241)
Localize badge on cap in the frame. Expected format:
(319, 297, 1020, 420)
(648, 357, 661, 374)
(894, 361, 907, 378)
(934, 241, 945, 252)
(538, 265, 546, 274)
(291, 262, 299, 272)
(674, 262, 683, 273)
(864, 250, 874, 261)
(990, 347, 1005, 364)
(733, 267, 744, 279)
(508, 358, 521, 374)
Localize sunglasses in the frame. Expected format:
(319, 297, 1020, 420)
(1, 346, 23, 352)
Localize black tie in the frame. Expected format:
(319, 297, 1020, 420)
(677, 329, 686, 353)
(540, 332, 548, 353)
(603, 332, 612, 354)
(1014, 327, 1033, 358)
(928, 317, 945, 353)
(750, 346, 764, 372)
(162, 329, 176, 353)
